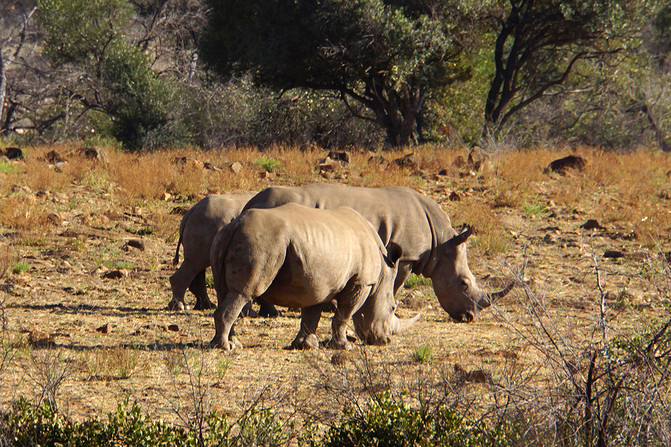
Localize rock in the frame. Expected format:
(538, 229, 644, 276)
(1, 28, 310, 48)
(544, 155, 586, 175)
(174, 156, 205, 170)
(102, 269, 129, 279)
(80, 147, 108, 163)
(229, 162, 243, 174)
(448, 191, 461, 201)
(393, 152, 419, 169)
(580, 219, 605, 230)
(4, 147, 24, 160)
(124, 239, 145, 251)
(603, 250, 625, 259)
(167, 324, 180, 332)
(317, 156, 338, 172)
(367, 155, 389, 170)
(204, 161, 222, 171)
(327, 151, 350, 163)
(96, 323, 110, 334)
(45, 150, 66, 164)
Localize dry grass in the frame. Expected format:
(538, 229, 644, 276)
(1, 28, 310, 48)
(0, 142, 670, 436)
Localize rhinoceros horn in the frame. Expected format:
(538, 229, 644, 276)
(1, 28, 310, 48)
(477, 281, 515, 309)
(448, 225, 473, 247)
(391, 312, 422, 334)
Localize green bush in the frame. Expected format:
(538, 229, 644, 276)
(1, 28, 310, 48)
(318, 391, 514, 447)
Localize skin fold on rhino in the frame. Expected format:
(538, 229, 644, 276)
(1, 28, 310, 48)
(241, 183, 513, 322)
(210, 203, 420, 350)
(168, 192, 260, 311)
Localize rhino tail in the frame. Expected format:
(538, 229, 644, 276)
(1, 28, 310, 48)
(173, 206, 195, 266)
(210, 217, 242, 298)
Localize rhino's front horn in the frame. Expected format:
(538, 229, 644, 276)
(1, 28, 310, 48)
(391, 313, 421, 334)
(477, 282, 515, 309)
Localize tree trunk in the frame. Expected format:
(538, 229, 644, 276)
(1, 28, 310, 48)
(0, 51, 6, 131)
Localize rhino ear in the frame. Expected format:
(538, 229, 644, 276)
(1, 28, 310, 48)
(384, 242, 403, 267)
(447, 225, 473, 248)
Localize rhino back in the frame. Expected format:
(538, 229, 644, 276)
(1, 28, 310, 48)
(223, 204, 383, 308)
(181, 192, 256, 261)
(245, 184, 455, 265)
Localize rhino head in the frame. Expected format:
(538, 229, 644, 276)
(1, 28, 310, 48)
(430, 225, 513, 323)
(354, 244, 421, 345)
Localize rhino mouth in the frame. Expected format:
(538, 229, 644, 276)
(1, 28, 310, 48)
(450, 311, 474, 323)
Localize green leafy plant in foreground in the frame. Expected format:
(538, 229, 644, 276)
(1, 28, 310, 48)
(318, 391, 514, 447)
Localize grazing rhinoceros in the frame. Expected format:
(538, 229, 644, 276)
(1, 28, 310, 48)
(168, 192, 257, 311)
(242, 183, 512, 323)
(209, 203, 420, 350)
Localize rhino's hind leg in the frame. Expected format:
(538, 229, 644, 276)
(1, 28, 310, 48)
(210, 291, 250, 350)
(290, 305, 323, 350)
(169, 261, 202, 310)
(190, 270, 216, 310)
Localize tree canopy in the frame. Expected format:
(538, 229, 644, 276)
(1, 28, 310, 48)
(199, 0, 476, 147)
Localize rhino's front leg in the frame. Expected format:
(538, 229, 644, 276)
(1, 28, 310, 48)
(210, 291, 250, 350)
(328, 284, 369, 350)
(290, 304, 323, 349)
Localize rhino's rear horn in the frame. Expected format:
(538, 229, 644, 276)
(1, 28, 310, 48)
(449, 225, 473, 247)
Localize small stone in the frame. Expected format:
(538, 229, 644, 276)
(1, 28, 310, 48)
(580, 219, 605, 230)
(168, 324, 180, 332)
(103, 269, 128, 279)
(603, 250, 625, 259)
(96, 323, 110, 334)
(125, 239, 145, 251)
(229, 162, 243, 174)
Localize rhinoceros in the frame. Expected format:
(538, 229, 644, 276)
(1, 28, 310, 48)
(168, 192, 256, 311)
(209, 203, 420, 350)
(242, 183, 512, 322)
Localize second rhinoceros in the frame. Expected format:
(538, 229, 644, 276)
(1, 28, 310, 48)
(169, 192, 256, 311)
(210, 203, 420, 350)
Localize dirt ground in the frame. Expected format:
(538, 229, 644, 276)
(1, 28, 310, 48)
(1, 145, 670, 428)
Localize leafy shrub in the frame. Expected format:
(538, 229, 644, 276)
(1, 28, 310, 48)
(254, 156, 283, 173)
(0, 398, 298, 447)
(318, 391, 513, 447)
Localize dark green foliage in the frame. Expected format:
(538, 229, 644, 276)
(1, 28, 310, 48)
(0, 397, 195, 446)
(318, 391, 514, 447)
(483, 0, 638, 137)
(200, 0, 475, 146)
(36, 0, 182, 150)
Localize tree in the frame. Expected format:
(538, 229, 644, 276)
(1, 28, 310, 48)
(199, 0, 475, 147)
(36, 0, 180, 149)
(0, 2, 37, 136)
(482, 0, 639, 138)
